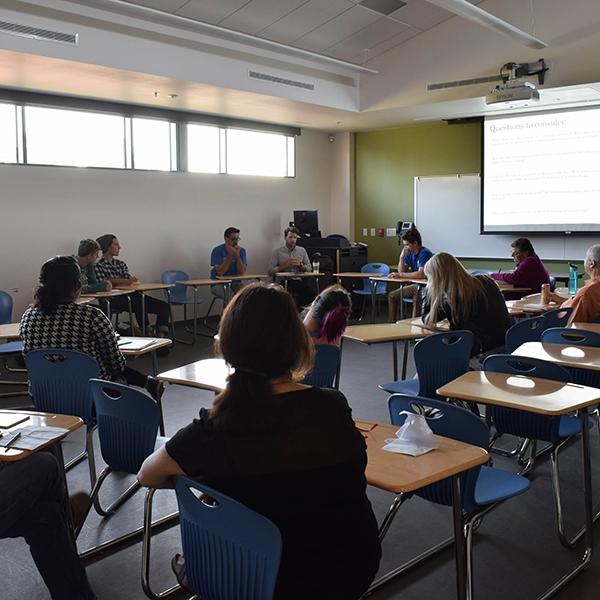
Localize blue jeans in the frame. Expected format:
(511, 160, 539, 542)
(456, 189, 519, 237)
(0, 452, 95, 600)
(210, 281, 243, 301)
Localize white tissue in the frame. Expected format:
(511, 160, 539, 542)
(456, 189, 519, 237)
(383, 411, 439, 456)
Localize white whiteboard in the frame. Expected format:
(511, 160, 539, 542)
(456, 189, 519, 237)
(413, 175, 595, 261)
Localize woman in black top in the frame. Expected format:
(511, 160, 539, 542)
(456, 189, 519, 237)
(138, 283, 381, 599)
(421, 252, 511, 357)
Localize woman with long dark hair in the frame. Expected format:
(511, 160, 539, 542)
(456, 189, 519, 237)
(138, 283, 381, 599)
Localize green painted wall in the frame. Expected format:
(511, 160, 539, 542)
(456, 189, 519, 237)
(354, 122, 584, 279)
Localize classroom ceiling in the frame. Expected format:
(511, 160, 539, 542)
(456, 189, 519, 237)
(122, 0, 465, 66)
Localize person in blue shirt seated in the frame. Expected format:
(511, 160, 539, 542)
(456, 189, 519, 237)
(387, 227, 433, 321)
(210, 227, 247, 300)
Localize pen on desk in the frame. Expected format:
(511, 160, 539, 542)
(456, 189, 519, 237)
(4, 431, 22, 452)
(118, 341, 132, 346)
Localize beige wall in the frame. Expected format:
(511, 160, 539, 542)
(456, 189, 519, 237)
(0, 129, 334, 318)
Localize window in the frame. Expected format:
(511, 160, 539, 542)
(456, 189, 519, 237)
(0, 103, 17, 164)
(187, 124, 220, 173)
(132, 117, 175, 171)
(24, 106, 126, 168)
(226, 129, 293, 177)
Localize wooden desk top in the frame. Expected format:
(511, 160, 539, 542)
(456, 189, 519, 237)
(82, 289, 134, 299)
(275, 272, 324, 278)
(118, 337, 172, 356)
(0, 410, 83, 462)
(372, 276, 427, 286)
(120, 282, 174, 292)
(334, 272, 382, 279)
(571, 322, 600, 335)
(217, 274, 268, 282)
(358, 420, 488, 493)
(177, 279, 232, 286)
(408, 317, 450, 332)
(512, 342, 600, 372)
(496, 284, 532, 294)
(343, 321, 433, 344)
(438, 370, 600, 415)
(0, 323, 20, 341)
(158, 358, 231, 392)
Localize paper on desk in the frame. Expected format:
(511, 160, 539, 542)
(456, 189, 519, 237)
(383, 412, 438, 457)
(0, 426, 69, 450)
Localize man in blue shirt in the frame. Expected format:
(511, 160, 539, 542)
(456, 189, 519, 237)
(387, 227, 433, 321)
(210, 227, 248, 300)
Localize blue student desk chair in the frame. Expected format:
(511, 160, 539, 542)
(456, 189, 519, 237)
(302, 344, 341, 388)
(0, 290, 13, 324)
(542, 307, 572, 328)
(174, 476, 282, 600)
(87, 379, 179, 588)
(377, 394, 529, 599)
(483, 354, 588, 547)
(379, 330, 473, 399)
(0, 292, 25, 396)
(505, 314, 546, 353)
(25, 349, 99, 486)
(162, 269, 203, 344)
(352, 262, 390, 319)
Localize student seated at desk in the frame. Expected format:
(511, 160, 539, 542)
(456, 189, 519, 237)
(490, 237, 550, 297)
(387, 226, 432, 321)
(303, 284, 351, 346)
(138, 283, 381, 600)
(95, 234, 170, 337)
(75, 238, 111, 294)
(0, 452, 95, 600)
(549, 244, 600, 324)
(210, 226, 247, 300)
(20, 256, 163, 399)
(422, 252, 510, 362)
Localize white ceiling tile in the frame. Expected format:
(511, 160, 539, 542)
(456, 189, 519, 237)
(258, 0, 353, 44)
(349, 25, 419, 62)
(124, 0, 190, 11)
(324, 17, 408, 60)
(294, 6, 380, 52)
(219, 0, 311, 35)
(175, 0, 252, 25)
(388, 0, 453, 30)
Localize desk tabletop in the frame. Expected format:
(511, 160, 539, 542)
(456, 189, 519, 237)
(571, 322, 600, 335)
(120, 282, 174, 292)
(217, 274, 268, 282)
(275, 271, 324, 278)
(178, 279, 232, 286)
(438, 370, 600, 415)
(512, 341, 600, 372)
(0, 410, 83, 462)
(0, 323, 20, 341)
(358, 420, 488, 493)
(158, 358, 231, 392)
(118, 337, 173, 356)
(372, 276, 427, 286)
(408, 317, 450, 332)
(496, 283, 532, 294)
(334, 272, 382, 279)
(343, 321, 433, 344)
(82, 289, 134, 299)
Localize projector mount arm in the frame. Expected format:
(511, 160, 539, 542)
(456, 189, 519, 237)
(500, 59, 548, 85)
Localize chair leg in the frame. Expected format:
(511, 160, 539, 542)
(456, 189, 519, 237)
(91, 466, 142, 517)
(141, 488, 182, 600)
(464, 517, 476, 600)
(86, 426, 97, 488)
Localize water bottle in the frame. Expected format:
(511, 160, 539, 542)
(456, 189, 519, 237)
(569, 263, 578, 295)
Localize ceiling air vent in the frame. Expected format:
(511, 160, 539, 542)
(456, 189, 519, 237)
(248, 70, 314, 91)
(0, 20, 78, 45)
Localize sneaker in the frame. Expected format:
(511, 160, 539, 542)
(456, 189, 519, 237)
(70, 491, 92, 531)
(146, 376, 165, 402)
(171, 554, 192, 593)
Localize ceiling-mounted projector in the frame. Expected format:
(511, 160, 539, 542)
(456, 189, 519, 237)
(486, 80, 540, 105)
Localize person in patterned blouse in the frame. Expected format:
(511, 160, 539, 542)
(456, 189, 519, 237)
(95, 234, 170, 337)
(20, 256, 162, 398)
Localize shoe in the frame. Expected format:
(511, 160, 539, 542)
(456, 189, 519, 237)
(171, 554, 193, 593)
(146, 376, 165, 402)
(70, 491, 92, 531)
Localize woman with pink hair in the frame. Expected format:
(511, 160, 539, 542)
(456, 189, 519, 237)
(303, 285, 352, 346)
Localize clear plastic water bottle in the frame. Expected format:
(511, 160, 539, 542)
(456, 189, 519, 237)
(569, 263, 578, 295)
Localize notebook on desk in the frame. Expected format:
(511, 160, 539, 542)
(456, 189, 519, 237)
(410, 318, 450, 332)
(118, 338, 158, 351)
(0, 414, 30, 429)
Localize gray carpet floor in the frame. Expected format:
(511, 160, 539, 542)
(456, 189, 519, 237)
(2, 319, 600, 600)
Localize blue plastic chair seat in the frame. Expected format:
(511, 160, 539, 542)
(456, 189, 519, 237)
(379, 378, 420, 396)
(557, 415, 588, 438)
(0, 341, 23, 355)
(473, 465, 530, 506)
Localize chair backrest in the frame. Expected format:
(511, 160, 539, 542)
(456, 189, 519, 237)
(414, 331, 474, 399)
(505, 315, 546, 353)
(542, 307, 572, 328)
(302, 344, 341, 388)
(174, 476, 282, 600)
(360, 262, 390, 293)
(25, 349, 99, 427)
(540, 326, 600, 348)
(90, 379, 160, 474)
(483, 354, 569, 442)
(0, 291, 13, 325)
(161, 269, 190, 303)
(388, 394, 487, 514)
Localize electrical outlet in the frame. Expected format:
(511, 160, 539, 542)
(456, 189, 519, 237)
(386, 228, 396, 237)
(362, 228, 368, 236)
(370, 228, 375, 236)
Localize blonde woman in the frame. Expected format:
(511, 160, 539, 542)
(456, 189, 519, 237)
(422, 252, 510, 358)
